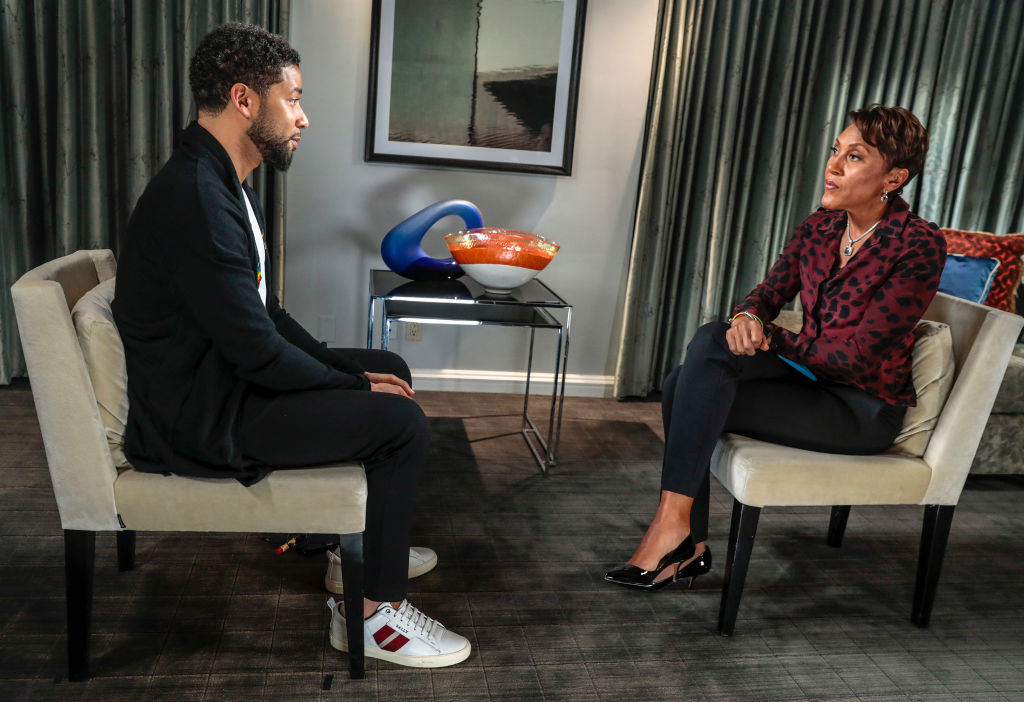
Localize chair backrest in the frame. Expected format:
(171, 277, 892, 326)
(920, 293, 1024, 504)
(11, 250, 121, 530)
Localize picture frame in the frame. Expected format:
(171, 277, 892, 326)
(365, 0, 588, 176)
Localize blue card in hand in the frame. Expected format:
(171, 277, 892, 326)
(778, 354, 817, 381)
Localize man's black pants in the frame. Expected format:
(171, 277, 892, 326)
(239, 349, 423, 602)
(663, 322, 907, 542)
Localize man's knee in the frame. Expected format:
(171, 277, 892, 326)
(379, 350, 412, 384)
(392, 396, 429, 446)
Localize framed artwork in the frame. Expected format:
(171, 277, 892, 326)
(365, 0, 588, 175)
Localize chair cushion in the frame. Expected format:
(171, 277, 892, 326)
(114, 464, 367, 533)
(70, 278, 130, 468)
(711, 434, 932, 507)
(890, 320, 955, 457)
(770, 312, 954, 457)
(941, 229, 1024, 312)
(771, 309, 802, 333)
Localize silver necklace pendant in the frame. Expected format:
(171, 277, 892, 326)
(843, 216, 884, 258)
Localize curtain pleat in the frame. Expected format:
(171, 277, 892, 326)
(0, 0, 291, 383)
(615, 0, 1024, 398)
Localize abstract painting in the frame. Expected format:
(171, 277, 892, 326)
(366, 0, 587, 175)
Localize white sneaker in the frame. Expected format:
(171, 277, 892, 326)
(327, 597, 471, 668)
(325, 547, 437, 594)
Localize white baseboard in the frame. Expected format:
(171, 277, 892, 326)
(410, 368, 615, 397)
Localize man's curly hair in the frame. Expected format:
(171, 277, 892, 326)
(189, 23, 301, 115)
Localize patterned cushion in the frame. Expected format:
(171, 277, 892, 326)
(71, 278, 130, 469)
(941, 229, 1024, 312)
(992, 345, 1024, 414)
(971, 414, 1024, 474)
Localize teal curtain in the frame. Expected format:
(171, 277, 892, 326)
(615, 0, 1024, 398)
(0, 0, 290, 384)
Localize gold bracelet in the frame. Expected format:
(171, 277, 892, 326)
(730, 311, 763, 328)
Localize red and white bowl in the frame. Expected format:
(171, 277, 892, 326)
(444, 228, 560, 294)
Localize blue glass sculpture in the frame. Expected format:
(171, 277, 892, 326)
(381, 200, 483, 280)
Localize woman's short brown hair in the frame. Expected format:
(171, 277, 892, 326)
(847, 104, 929, 193)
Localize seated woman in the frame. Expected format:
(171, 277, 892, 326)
(606, 104, 946, 591)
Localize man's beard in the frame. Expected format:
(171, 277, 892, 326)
(247, 108, 294, 172)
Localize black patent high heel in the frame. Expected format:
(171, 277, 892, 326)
(673, 545, 712, 589)
(604, 535, 698, 591)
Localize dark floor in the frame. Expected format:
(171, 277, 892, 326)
(0, 380, 1022, 701)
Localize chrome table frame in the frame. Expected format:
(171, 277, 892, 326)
(367, 270, 572, 473)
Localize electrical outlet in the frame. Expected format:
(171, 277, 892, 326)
(404, 322, 422, 341)
(318, 315, 336, 342)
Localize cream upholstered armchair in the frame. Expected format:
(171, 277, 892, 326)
(711, 293, 1024, 635)
(11, 250, 369, 680)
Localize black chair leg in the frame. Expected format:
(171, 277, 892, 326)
(912, 504, 955, 628)
(64, 529, 96, 681)
(338, 533, 365, 679)
(116, 530, 136, 571)
(718, 499, 761, 636)
(827, 506, 851, 547)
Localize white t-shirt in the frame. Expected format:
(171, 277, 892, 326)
(242, 190, 267, 305)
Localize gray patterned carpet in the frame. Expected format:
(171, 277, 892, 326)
(1, 381, 1022, 700)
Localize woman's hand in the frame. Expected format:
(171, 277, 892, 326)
(726, 316, 770, 356)
(366, 372, 415, 397)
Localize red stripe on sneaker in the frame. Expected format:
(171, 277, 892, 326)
(382, 634, 409, 652)
(372, 625, 396, 645)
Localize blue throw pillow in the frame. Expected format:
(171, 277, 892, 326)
(938, 254, 1000, 304)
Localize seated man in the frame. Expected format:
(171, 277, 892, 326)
(113, 22, 470, 668)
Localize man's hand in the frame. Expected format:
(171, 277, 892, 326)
(366, 372, 415, 397)
(726, 315, 770, 356)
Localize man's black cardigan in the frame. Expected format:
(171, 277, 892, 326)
(113, 122, 368, 484)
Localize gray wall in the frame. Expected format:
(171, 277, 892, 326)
(285, 0, 660, 396)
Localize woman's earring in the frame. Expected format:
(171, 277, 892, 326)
(880, 191, 889, 202)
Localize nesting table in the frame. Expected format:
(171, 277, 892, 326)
(366, 269, 572, 472)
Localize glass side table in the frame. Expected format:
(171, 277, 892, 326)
(367, 270, 572, 473)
